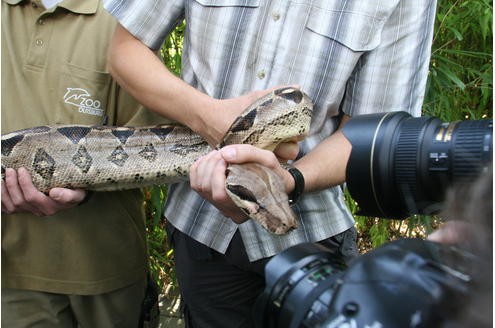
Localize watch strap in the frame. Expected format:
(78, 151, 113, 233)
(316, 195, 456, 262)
(287, 167, 305, 205)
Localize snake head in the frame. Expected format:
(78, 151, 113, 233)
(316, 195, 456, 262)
(225, 163, 298, 235)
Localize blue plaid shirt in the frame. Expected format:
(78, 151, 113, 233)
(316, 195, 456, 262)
(104, 0, 436, 261)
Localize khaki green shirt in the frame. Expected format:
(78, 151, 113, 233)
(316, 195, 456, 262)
(2, 0, 166, 295)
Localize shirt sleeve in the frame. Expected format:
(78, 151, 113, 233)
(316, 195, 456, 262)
(341, 0, 437, 118)
(103, 0, 185, 50)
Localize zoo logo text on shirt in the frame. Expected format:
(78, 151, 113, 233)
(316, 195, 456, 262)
(63, 87, 104, 117)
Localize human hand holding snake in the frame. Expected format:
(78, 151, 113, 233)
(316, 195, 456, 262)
(190, 144, 298, 224)
(1, 167, 86, 216)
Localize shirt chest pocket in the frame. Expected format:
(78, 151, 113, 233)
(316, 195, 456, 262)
(305, 2, 397, 52)
(57, 63, 112, 125)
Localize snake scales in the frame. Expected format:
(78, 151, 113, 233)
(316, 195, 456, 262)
(1, 87, 313, 234)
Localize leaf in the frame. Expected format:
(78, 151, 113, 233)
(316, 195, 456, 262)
(447, 26, 464, 41)
(436, 66, 466, 90)
(150, 186, 164, 226)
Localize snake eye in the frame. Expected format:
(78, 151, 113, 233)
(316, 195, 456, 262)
(226, 184, 258, 204)
(274, 87, 303, 104)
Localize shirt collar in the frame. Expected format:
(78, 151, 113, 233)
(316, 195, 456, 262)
(2, 0, 99, 14)
(57, 0, 99, 14)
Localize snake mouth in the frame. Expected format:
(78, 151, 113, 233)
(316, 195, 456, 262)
(226, 184, 257, 202)
(226, 184, 262, 215)
(226, 181, 298, 234)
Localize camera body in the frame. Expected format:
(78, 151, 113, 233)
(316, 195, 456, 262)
(255, 239, 476, 328)
(255, 112, 492, 328)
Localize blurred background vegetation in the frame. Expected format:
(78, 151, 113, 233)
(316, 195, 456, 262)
(144, 0, 493, 289)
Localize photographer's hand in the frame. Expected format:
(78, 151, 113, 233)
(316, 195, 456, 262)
(427, 220, 474, 245)
(2, 168, 86, 216)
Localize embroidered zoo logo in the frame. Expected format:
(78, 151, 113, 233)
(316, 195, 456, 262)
(63, 88, 105, 117)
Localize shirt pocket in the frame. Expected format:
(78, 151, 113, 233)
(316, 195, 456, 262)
(305, 4, 392, 52)
(57, 63, 112, 126)
(193, 0, 260, 7)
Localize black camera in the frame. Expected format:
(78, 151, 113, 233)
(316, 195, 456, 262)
(255, 112, 492, 328)
(254, 239, 479, 328)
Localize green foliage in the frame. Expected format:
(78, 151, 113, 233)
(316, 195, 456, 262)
(149, 186, 166, 226)
(424, 0, 492, 121)
(160, 21, 185, 76)
(143, 186, 176, 290)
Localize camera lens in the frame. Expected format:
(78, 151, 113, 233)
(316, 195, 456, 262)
(254, 243, 346, 328)
(342, 112, 492, 218)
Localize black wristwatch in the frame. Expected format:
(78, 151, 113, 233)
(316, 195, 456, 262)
(287, 167, 305, 205)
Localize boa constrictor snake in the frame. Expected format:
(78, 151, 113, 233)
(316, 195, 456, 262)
(1, 87, 313, 234)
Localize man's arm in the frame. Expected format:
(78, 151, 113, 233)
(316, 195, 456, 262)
(290, 116, 352, 192)
(107, 24, 269, 146)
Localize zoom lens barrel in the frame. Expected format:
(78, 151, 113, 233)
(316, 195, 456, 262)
(342, 112, 492, 218)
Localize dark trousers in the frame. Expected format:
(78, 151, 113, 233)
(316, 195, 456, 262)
(167, 225, 358, 328)
(1, 278, 147, 328)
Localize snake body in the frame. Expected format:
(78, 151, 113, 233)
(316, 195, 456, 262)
(1, 87, 313, 234)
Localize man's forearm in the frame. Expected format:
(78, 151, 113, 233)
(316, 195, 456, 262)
(293, 129, 352, 193)
(107, 24, 219, 143)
